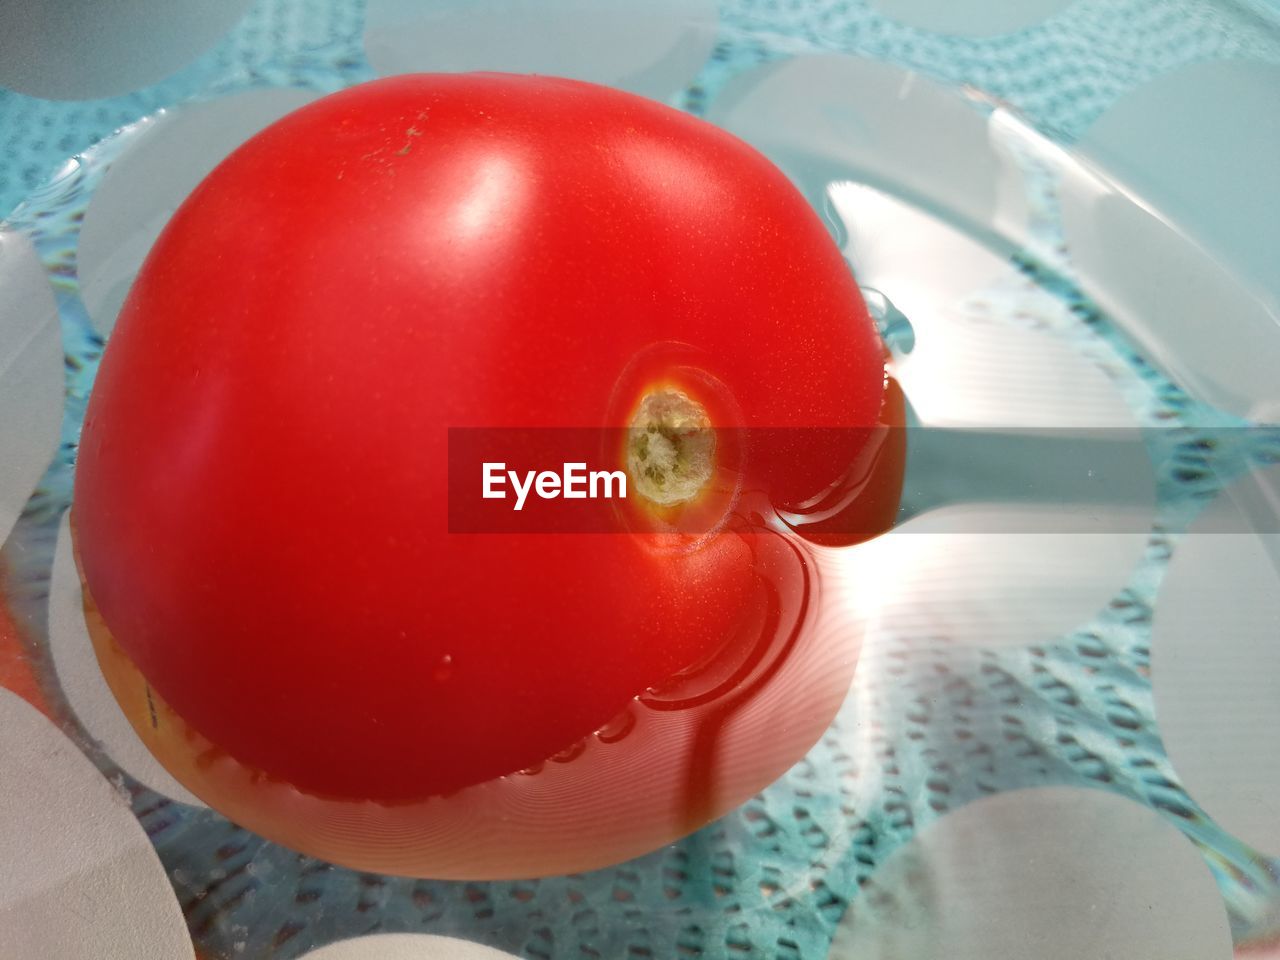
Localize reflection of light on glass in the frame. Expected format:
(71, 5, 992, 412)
(987, 106, 1070, 170)
(708, 55, 1027, 242)
(825, 178, 1152, 649)
(828, 180, 1138, 429)
(830, 180, 1003, 324)
(843, 516, 1151, 649)
(826, 529, 911, 629)
(984, 104, 1065, 249)
(0, 231, 64, 546)
(1072, 61, 1280, 322)
(1058, 127, 1280, 422)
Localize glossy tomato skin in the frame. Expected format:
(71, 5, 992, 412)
(74, 75, 887, 813)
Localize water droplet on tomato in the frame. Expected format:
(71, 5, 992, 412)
(432, 654, 453, 682)
(550, 740, 587, 764)
(863, 285, 915, 356)
(593, 707, 637, 744)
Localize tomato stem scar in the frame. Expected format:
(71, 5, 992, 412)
(627, 390, 715, 506)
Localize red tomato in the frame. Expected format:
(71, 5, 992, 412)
(73, 73, 896, 876)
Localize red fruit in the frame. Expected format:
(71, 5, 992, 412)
(73, 73, 897, 876)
